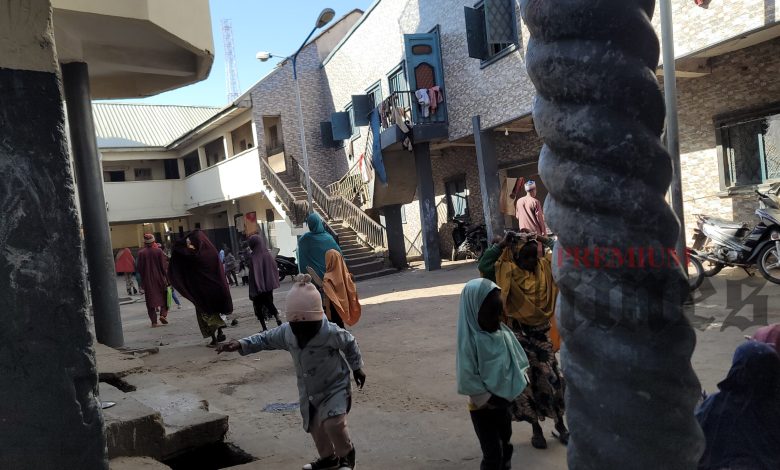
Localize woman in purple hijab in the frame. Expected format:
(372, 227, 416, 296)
(169, 230, 233, 346)
(247, 234, 282, 331)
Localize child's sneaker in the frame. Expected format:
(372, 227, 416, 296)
(302, 455, 339, 470)
(337, 447, 356, 470)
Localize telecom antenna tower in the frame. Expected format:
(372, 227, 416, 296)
(221, 19, 241, 102)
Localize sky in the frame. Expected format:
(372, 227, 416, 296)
(130, 0, 373, 107)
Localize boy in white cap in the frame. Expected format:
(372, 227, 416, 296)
(217, 274, 366, 470)
(515, 179, 547, 236)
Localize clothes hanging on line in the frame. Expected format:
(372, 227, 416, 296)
(415, 89, 431, 118)
(428, 86, 444, 114)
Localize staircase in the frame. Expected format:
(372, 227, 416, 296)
(268, 165, 396, 282)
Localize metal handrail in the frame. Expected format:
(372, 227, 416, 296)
(292, 163, 387, 249)
(380, 90, 447, 132)
(259, 157, 308, 226)
(328, 161, 368, 205)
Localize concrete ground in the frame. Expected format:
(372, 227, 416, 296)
(108, 262, 779, 469)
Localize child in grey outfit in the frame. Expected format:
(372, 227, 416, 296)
(217, 274, 366, 470)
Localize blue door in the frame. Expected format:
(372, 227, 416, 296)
(403, 33, 446, 124)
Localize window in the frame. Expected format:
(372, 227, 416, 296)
(388, 64, 412, 113)
(465, 0, 519, 65)
(345, 103, 359, 139)
(163, 159, 180, 180)
(134, 168, 152, 181)
(105, 170, 125, 182)
(183, 151, 200, 176)
(445, 177, 469, 220)
(719, 109, 780, 187)
(366, 81, 382, 109)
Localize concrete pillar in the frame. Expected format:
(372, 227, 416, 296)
(472, 115, 503, 242)
(0, 1, 107, 467)
(383, 205, 408, 269)
(226, 202, 240, 255)
(197, 146, 208, 169)
(62, 61, 125, 348)
(223, 133, 234, 159)
(520, 1, 703, 468)
(414, 142, 441, 271)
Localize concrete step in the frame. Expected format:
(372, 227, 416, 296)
(344, 254, 379, 266)
(346, 258, 386, 276)
(110, 457, 171, 470)
(354, 268, 398, 282)
(123, 374, 229, 460)
(342, 246, 373, 256)
(102, 383, 166, 459)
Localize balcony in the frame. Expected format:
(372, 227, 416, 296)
(104, 179, 187, 223)
(379, 90, 448, 150)
(184, 147, 263, 208)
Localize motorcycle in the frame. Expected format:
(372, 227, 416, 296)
(690, 182, 780, 284)
(276, 255, 299, 282)
(451, 215, 488, 261)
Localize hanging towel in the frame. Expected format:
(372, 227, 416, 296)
(428, 86, 444, 114)
(415, 89, 430, 118)
(501, 177, 518, 215)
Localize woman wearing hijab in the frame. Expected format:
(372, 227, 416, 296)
(136, 234, 170, 327)
(169, 230, 233, 346)
(752, 323, 780, 351)
(115, 247, 138, 295)
(495, 233, 569, 449)
(322, 249, 361, 328)
(696, 341, 780, 470)
(297, 213, 342, 280)
(457, 279, 529, 470)
(247, 234, 282, 331)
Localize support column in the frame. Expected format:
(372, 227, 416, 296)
(0, 1, 107, 467)
(519, 1, 702, 468)
(383, 205, 408, 269)
(62, 62, 124, 348)
(197, 146, 208, 169)
(414, 142, 441, 271)
(223, 133, 234, 160)
(472, 115, 503, 242)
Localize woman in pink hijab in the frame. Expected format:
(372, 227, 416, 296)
(752, 324, 780, 350)
(248, 234, 282, 331)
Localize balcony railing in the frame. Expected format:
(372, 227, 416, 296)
(259, 157, 308, 227)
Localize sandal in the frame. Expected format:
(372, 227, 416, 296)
(531, 434, 547, 450)
(217, 333, 226, 342)
(159, 316, 168, 325)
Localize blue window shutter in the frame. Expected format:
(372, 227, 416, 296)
(331, 112, 351, 140)
(485, 0, 516, 45)
(352, 95, 371, 127)
(464, 6, 487, 60)
(320, 121, 337, 148)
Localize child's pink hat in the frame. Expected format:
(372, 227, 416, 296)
(285, 274, 324, 322)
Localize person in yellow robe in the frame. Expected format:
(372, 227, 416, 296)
(495, 233, 569, 449)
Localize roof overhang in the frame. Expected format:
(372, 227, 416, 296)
(658, 22, 780, 78)
(167, 104, 251, 150)
(52, 0, 214, 99)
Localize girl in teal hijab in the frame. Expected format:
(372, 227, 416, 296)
(457, 278, 528, 470)
(297, 213, 342, 280)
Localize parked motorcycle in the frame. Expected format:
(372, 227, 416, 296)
(451, 215, 488, 261)
(276, 255, 299, 282)
(690, 182, 780, 284)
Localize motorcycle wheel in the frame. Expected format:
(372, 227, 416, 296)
(702, 260, 725, 277)
(687, 256, 705, 291)
(757, 243, 780, 284)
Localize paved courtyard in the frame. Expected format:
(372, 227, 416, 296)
(109, 261, 779, 469)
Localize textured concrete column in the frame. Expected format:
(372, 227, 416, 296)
(0, 1, 107, 468)
(383, 204, 408, 269)
(197, 146, 208, 169)
(519, 1, 703, 468)
(414, 142, 441, 271)
(472, 115, 503, 241)
(62, 62, 125, 348)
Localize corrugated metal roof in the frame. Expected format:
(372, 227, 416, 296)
(92, 103, 221, 148)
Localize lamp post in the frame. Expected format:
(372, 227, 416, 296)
(257, 8, 335, 215)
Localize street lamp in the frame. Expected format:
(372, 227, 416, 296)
(257, 8, 335, 215)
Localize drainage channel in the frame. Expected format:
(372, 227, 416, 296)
(163, 442, 257, 469)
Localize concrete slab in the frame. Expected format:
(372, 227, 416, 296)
(123, 373, 229, 459)
(95, 343, 147, 382)
(109, 457, 171, 470)
(101, 383, 165, 459)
